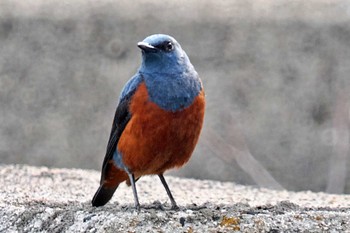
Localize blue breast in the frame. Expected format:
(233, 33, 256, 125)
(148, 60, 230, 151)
(142, 71, 202, 112)
(120, 71, 202, 113)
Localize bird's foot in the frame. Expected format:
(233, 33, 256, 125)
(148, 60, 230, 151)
(171, 203, 180, 211)
(135, 203, 141, 212)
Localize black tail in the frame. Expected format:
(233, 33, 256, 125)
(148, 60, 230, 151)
(92, 185, 118, 207)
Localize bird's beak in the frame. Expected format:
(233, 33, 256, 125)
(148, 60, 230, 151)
(137, 42, 157, 53)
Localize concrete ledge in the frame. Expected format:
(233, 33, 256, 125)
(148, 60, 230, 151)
(1, 0, 350, 193)
(1, 164, 349, 232)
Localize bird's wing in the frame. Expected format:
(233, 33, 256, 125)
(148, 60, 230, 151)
(100, 74, 143, 181)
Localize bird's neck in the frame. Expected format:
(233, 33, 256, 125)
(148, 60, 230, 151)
(141, 70, 202, 112)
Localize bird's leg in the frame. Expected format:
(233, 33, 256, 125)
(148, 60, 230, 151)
(126, 171, 140, 211)
(158, 174, 179, 210)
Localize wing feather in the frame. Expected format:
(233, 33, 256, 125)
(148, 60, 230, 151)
(99, 74, 143, 182)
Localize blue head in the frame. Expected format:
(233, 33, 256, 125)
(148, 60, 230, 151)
(137, 34, 192, 74)
(130, 34, 202, 112)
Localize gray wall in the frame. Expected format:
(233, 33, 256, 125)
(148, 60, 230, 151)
(1, 0, 350, 193)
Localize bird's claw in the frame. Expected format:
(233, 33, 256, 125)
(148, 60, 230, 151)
(171, 204, 180, 210)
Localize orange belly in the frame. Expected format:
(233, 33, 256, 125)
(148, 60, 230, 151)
(117, 82, 205, 176)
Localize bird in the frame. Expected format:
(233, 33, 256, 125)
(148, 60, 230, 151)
(92, 34, 205, 210)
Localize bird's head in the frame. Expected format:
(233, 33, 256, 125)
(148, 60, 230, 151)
(137, 34, 192, 74)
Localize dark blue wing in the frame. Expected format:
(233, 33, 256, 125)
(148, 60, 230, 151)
(100, 74, 143, 181)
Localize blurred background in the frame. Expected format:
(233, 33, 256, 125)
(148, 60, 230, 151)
(1, 0, 350, 193)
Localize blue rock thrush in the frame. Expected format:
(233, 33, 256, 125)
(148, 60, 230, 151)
(92, 34, 205, 210)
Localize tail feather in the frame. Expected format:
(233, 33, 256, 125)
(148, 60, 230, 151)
(92, 185, 118, 207)
(92, 160, 128, 207)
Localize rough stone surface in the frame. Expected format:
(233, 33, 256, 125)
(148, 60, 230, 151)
(1, 0, 350, 193)
(1, 164, 350, 232)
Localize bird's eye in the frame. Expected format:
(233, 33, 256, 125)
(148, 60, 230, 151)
(163, 41, 174, 52)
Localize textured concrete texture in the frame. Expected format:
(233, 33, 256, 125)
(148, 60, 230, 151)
(1, 0, 350, 193)
(1, 164, 350, 232)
